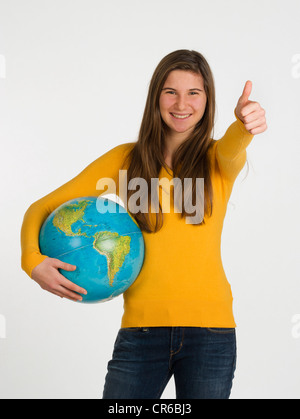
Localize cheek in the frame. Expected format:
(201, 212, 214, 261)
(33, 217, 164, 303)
(159, 96, 173, 113)
(194, 98, 207, 114)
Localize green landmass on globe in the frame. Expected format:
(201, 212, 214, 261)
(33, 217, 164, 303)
(93, 231, 131, 286)
(52, 199, 131, 286)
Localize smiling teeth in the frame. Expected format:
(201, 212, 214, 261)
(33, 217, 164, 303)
(171, 113, 191, 119)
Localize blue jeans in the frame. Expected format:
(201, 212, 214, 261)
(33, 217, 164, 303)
(102, 327, 237, 399)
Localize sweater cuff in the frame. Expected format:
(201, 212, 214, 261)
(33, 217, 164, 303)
(21, 252, 49, 279)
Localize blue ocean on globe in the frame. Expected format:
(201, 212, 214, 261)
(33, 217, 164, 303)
(39, 196, 145, 303)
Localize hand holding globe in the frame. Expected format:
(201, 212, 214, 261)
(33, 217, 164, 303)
(31, 257, 87, 302)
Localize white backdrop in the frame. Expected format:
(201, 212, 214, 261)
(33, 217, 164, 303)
(0, 0, 299, 399)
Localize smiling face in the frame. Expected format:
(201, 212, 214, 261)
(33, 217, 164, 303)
(159, 70, 207, 144)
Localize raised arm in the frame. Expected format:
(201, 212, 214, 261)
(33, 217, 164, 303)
(215, 81, 267, 181)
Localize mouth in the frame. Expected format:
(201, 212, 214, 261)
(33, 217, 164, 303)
(170, 113, 192, 120)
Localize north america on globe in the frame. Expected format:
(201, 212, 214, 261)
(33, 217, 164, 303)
(52, 199, 131, 286)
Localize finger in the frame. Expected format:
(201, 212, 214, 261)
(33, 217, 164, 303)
(239, 80, 252, 105)
(50, 290, 65, 299)
(244, 117, 266, 131)
(43, 279, 80, 301)
(57, 285, 84, 302)
(54, 259, 77, 272)
(51, 286, 80, 302)
(248, 124, 268, 135)
(243, 109, 265, 124)
(240, 101, 260, 118)
(60, 276, 88, 295)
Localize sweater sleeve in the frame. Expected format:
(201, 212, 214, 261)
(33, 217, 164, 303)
(215, 110, 254, 182)
(20, 143, 134, 278)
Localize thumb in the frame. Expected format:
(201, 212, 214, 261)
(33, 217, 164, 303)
(239, 80, 252, 105)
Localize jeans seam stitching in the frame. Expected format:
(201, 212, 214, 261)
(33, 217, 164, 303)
(171, 328, 185, 356)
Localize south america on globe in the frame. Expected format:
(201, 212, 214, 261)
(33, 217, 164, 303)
(39, 197, 145, 303)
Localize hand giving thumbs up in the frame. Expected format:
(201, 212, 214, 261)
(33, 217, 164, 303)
(235, 81, 267, 135)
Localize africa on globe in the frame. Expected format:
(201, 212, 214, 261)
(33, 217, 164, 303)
(39, 196, 145, 303)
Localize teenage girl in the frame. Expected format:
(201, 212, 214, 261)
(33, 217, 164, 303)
(21, 50, 267, 399)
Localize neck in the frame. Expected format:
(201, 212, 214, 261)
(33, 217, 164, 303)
(163, 130, 189, 167)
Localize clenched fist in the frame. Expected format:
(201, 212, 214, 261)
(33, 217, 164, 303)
(235, 81, 267, 135)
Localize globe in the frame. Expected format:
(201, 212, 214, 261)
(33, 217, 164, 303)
(39, 196, 145, 303)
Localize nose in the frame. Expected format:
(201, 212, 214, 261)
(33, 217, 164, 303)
(175, 94, 188, 111)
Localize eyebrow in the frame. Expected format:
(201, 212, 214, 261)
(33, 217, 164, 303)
(161, 87, 203, 91)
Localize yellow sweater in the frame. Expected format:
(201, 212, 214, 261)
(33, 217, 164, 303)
(21, 113, 253, 328)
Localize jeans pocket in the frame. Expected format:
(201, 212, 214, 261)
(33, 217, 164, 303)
(206, 327, 236, 334)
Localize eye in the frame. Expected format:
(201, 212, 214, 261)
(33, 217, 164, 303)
(164, 91, 200, 95)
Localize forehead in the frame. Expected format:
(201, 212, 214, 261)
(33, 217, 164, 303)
(163, 70, 204, 88)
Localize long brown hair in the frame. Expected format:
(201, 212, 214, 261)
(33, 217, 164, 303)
(120, 49, 216, 233)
